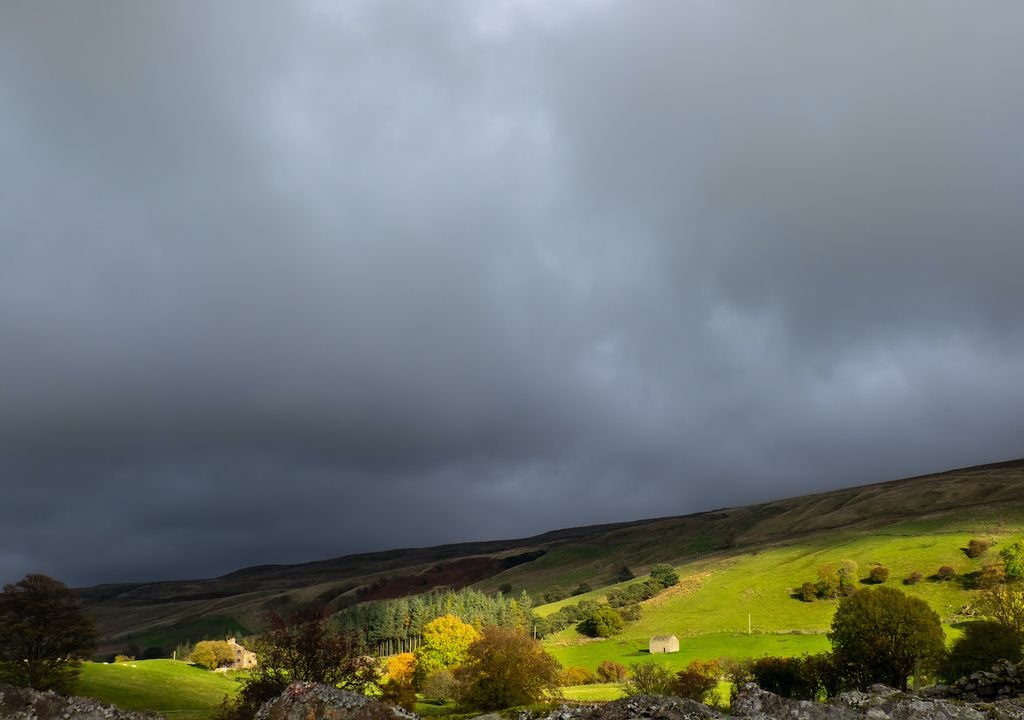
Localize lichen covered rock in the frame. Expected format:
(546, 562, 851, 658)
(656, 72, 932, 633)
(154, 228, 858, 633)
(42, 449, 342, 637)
(255, 682, 420, 720)
(0, 682, 158, 720)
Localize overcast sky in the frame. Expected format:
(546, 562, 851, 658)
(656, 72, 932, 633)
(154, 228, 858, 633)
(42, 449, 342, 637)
(2, 1, 1024, 587)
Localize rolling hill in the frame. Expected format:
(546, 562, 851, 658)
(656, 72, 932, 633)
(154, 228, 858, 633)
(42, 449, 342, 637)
(79, 458, 1024, 657)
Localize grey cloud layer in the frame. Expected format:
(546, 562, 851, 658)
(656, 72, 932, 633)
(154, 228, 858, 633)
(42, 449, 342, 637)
(2, 1, 1023, 585)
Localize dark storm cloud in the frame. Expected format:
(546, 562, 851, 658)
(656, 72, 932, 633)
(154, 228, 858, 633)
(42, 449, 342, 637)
(2, 1, 1023, 585)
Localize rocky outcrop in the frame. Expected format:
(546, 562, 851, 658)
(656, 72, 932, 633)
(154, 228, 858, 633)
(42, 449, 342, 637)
(526, 683, 1024, 720)
(255, 682, 420, 720)
(0, 683, 157, 720)
(921, 661, 1024, 703)
(522, 695, 720, 720)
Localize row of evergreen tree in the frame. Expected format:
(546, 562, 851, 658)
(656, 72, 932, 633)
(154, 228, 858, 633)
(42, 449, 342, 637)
(334, 588, 539, 656)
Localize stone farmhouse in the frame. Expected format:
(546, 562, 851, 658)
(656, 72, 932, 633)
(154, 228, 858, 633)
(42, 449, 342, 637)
(649, 635, 679, 654)
(226, 637, 258, 669)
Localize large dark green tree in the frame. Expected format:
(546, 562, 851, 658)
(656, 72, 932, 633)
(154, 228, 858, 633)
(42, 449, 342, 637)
(0, 574, 97, 692)
(829, 586, 945, 690)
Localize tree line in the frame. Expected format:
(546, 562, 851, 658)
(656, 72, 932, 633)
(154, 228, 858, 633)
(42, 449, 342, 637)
(334, 588, 538, 655)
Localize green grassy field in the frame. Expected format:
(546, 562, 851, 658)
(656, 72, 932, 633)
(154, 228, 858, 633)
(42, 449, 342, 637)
(74, 660, 242, 720)
(540, 518, 1019, 672)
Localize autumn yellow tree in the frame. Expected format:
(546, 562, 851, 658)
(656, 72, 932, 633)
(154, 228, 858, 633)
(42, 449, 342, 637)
(380, 652, 418, 710)
(385, 652, 416, 684)
(413, 615, 479, 686)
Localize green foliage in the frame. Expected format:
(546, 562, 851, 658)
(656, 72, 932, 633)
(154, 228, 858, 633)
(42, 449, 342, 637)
(941, 621, 1024, 682)
(750, 656, 817, 700)
(1000, 539, 1024, 580)
(336, 588, 535, 654)
(814, 562, 860, 599)
(414, 615, 480, 685)
(799, 582, 817, 602)
(544, 588, 568, 603)
(867, 566, 890, 584)
(965, 538, 992, 559)
(572, 582, 592, 596)
(650, 564, 680, 588)
(114, 655, 134, 664)
(980, 586, 1024, 633)
(936, 565, 957, 581)
(615, 566, 636, 582)
(577, 605, 624, 638)
(0, 574, 97, 692)
(829, 587, 945, 690)
(596, 660, 629, 683)
(456, 627, 561, 710)
(801, 653, 848, 699)
(190, 641, 234, 670)
(623, 661, 676, 696)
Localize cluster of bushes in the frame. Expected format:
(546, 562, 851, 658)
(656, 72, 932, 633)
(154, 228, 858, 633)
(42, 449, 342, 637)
(537, 564, 679, 637)
(798, 561, 860, 601)
(379, 617, 561, 712)
(622, 659, 721, 705)
(536, 599, 626, 637)
(795, 537, 1024, 602)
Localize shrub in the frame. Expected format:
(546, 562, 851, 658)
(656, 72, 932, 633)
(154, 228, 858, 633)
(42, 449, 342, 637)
(606, 588, 627, 607)
(623, 661, 675, 696)
(941, 620, 1024, 682)
(543, 588, 568, 603)
(597, 660, 629, 683)
(867, 566, 890, 584)
(980, 586, 1024, 633)
(966, 538, 992, 558)
(801, 652, 848, 699)
(1001, 539, 1024, 580)
(903, 572, 923, 586)
(750, 656, 816, 700)
(672, 661, 718, 703)
(799, 582, 817, 602)
(572, 582, 592, 596)
(615, 566, 635, 582)
(114, 655, 134, 664)
(560, 666, 597, 686)
(422, 669, 457, 704)
(977, 563, 1006, 589)
(650, 564, 680, 588)
(936, 566, 957, 582)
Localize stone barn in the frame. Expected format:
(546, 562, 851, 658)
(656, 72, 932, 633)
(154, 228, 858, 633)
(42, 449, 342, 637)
(649, 635, 679, 654)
